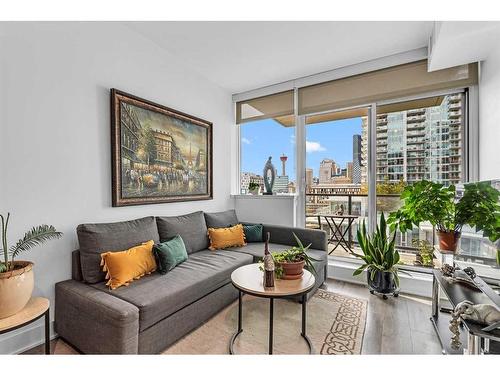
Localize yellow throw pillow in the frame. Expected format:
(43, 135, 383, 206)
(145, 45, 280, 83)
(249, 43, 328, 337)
(100, 240, 157, 290)
(207, 224, 246, 250)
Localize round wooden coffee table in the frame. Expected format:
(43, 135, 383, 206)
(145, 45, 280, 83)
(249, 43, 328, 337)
(229, 263, 315, 355)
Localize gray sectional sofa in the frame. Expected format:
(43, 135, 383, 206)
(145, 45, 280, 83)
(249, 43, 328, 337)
(54, 210, 328, 354)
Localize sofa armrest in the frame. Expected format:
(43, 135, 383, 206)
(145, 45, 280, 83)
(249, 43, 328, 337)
(262, 224, 328, 251)
(55, 280, 139, 354)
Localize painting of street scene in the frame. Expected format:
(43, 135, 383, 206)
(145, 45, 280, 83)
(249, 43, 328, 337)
(111, 90, 212, 206)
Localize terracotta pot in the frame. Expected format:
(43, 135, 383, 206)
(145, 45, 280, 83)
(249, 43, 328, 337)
(437, 230, 461, 253)
(278, 260, 305, 280)
(0, 261, 34, 319)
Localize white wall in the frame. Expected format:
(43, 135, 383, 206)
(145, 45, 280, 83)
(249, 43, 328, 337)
(0, 22, 233, 353)
(479, 46, 500, 180)
(234, 195, 297, 227)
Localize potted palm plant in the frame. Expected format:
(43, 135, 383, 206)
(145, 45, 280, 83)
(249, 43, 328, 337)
(352, 213, 401, 298)
(387, 180, 500, 255)
(271, 233, 318, 280)
(0, 213, 62, 318)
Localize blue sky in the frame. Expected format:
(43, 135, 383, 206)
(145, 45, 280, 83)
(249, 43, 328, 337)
(241, 117, 362, 181)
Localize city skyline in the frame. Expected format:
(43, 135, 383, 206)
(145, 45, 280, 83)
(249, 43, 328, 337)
(240, 117, 362, 182)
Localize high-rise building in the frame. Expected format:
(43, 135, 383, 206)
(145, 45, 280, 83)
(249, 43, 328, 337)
(352, 134, 362, 184)
(305, 168, 313, 189)
(319, 159, 337, 183)
(347, 161, 353, 181)
(361, 94, 463, 186)
(273, 174, 290, 193)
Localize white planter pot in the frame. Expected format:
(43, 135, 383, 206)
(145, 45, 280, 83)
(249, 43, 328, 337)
(0, 261, 34, 318)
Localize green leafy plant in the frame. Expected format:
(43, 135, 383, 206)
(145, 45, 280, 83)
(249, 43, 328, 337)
(0, 213, 63, 273)
(412, 239, 434, 267)
(352, 213, 401, 286)
(455, 182, 500, 243)
(388, 180, 500, 239)
(387, 180, 456, 233)
(260, 233, 318, 278)
(248, 182, 260, 191)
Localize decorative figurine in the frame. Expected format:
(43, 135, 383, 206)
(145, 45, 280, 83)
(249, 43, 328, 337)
(263, 157, 276, 195)
(263, 232, 275, 288)
(449, 300, 500, 349)
(463, 267, 477, 279)
(441, 263, 456, 277)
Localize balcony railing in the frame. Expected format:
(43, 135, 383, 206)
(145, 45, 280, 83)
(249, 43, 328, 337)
(305, 192, 500, 270)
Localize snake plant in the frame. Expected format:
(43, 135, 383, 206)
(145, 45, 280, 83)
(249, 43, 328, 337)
(352, 213, 401, 286)
(0, 213, 62, 273)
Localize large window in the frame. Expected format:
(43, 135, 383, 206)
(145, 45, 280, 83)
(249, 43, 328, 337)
(239, 118, 296, 195)
(235, 61, 492, 275)
(373, 93, 466, 268)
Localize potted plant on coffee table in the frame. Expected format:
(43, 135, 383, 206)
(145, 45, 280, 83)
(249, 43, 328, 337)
(387, 180, 500, 254)
(352, 213, 401, 299)
(272, 233, 318, 280)
(0, 213, 62, 318)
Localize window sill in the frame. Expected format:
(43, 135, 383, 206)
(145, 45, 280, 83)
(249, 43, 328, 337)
(231, 194, 298, 200)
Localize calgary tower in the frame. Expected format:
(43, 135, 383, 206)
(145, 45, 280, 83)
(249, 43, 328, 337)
(280, 154, 288, 176)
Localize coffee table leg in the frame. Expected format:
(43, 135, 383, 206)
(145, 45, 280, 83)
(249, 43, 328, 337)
(302, 294, 306, 336)
(269, 298, 274, 355)
(44, 309, 50, 355)
(229, 291, 243, 354)
(237, 290, 242, 332)
(301, 294, 314, 354)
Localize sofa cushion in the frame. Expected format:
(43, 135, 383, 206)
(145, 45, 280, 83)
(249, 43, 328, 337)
(101, 240, 157, 290)
(204, 209, 239, 229)
(207, 224, 246, 250)
(91, 250, 253, 331)
(77, 216, 160, 284)
(153, 235, 188, 274)
(156, 211, 209, 254)
(243, 224, 264, 242)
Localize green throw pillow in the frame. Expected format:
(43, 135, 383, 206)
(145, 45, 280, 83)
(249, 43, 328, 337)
(243, 224, 263, 242)
(153, 235, 188, 274)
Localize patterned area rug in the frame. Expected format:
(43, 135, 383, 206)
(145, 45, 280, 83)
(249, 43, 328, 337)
(51, 289, 367, 355)
(164, 289, 367, 355)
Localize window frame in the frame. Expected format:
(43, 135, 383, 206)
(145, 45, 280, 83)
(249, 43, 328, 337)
(235, 86, 478, 237)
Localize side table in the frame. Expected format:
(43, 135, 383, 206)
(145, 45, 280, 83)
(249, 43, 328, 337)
(0, 297, 50, 354)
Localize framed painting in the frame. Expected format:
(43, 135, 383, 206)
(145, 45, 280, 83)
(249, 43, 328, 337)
(111, 89, 212, 206)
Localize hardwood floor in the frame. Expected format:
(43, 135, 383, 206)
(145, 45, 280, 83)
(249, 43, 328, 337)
(323, 279, 442, 354)
(23, 279, 443, 355)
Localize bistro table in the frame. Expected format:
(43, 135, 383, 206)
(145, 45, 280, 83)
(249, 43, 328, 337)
(309, 214, 358, 254)
(0, 297, 50, 354)
(229, 263, 316, 355)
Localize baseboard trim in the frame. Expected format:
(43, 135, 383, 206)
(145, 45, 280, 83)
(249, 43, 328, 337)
(0, 320, 57, 354)
(328, 258, 433, 298)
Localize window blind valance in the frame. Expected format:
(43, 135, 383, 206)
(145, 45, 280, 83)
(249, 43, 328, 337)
(236, 90, 294, 124)
(298, 60, 477, 115)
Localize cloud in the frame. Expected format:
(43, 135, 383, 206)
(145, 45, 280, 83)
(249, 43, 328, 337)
(241, 137, 251, 145)
(306, 141, 326, 153)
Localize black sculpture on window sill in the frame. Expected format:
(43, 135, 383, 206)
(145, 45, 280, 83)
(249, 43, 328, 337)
(263, 156, 275, 195)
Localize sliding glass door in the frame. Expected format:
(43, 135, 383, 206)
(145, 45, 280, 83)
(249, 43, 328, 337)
(302, 106, 374, 259)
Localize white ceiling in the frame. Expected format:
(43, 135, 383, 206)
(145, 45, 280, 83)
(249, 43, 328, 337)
(125, 21, 434, 94)
(429, 21, 500, 71)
